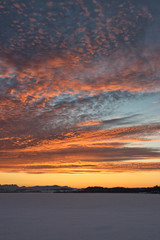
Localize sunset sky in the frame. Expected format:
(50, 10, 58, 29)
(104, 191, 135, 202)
(0, 0, 160, 187)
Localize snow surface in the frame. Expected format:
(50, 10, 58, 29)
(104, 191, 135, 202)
(0, 193, 160, 240)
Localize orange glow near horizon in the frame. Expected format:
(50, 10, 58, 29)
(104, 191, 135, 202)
(0, 171, 160, 188)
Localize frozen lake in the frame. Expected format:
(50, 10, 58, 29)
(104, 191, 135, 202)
(0, 193, 160, 240)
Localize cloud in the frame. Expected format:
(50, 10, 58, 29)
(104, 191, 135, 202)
(0, 121, 160, 174)
(0, 0, 160, 175)
(0, 148, 160, 174)
(77, 114, 140, 127)
(0, 0, 159, 103)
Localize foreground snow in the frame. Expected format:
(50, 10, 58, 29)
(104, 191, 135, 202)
(0, 193, 160, 240)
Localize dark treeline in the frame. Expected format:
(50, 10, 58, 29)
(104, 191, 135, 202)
(80, 186, 160, 194)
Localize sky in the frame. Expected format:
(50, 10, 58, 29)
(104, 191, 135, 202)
(0, 0, 160, 187)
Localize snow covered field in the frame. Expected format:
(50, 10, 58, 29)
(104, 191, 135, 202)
(0, 193, 160, 240)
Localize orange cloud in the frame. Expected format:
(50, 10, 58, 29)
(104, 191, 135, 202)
(77, 121, 102, 127)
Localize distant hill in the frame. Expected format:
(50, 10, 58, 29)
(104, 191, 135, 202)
(0, 184, 77, 193)
(0, 184, 160, 194)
